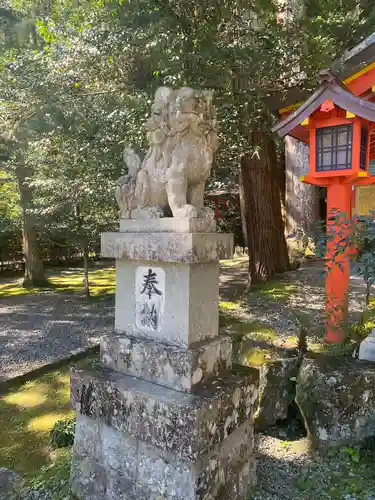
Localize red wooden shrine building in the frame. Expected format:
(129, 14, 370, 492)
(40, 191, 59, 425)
(271, 34, 375, 343)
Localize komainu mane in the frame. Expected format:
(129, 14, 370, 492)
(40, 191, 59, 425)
(115, 86, 218, 219)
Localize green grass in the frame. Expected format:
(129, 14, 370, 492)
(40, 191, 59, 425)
(25, 449, 72, 500)
(0, 267, 116, 298)
(0, 355, 97, 478)
(219, 302, 277, 344)
(250, 280, 298, 303)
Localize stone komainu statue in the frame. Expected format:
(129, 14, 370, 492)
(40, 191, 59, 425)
(116, 86, 218, 219)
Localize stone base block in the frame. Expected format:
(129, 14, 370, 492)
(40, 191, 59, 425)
(120, 217, 217, 234)
(71, 414, 256, 500)
(70, 363, 258, 461)
(101, 334, 232, 392)
(101, 231, 233, 263)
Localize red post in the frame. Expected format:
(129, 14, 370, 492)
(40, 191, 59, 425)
(325, 183, 352, 343)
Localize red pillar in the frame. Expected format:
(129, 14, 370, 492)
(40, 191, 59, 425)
(325, 182, 352, 343)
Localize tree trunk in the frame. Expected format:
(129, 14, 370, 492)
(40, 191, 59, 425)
(240, 130, 290, 284)
(285, 136, 320, 241)
(75, 204, 90, 298)
(83, 246, 90, 298)
(238, 168, 248, 248)
(16, 165, 48, 288)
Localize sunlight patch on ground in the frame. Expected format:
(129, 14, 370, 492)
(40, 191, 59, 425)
(239, 346, 277, 366)
(0, 267, 116, 298)
(220, 311, 277, 343)
(5, 387, 47, 408)
(219, 300, 241, 311)
(251, 281, 298, 303)
(28, 412, 70, 433)
(220, 256, 248, 268)
(0, 364, 74, 476)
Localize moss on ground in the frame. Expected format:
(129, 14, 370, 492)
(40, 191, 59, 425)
(25, 449, 72, 500)
(238, 346, 278, 366)
(0, 267, 116, 298)
(0, 368, 72, 476)
(249, 280, 298, 303)
(219, 302, 277, 345)
(293, 446, 375, 499)
(0, 354, 97, 478)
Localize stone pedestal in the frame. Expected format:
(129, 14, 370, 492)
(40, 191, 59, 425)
(70, 219, 258, 499)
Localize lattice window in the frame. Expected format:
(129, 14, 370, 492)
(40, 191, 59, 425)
(316, 125, 353, 172)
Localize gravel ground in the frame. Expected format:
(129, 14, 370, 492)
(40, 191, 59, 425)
(252, 430, 375, 499)
(221, 259, 367, 346)
(0, 292, 114, 381)
(1, 260, 374, 498)
(222, 260, 375, 498)
(0, 259, 367, 381)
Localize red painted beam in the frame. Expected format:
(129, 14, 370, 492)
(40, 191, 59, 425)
(347, 66, 375, 96)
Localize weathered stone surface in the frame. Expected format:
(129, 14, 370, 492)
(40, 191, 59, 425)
(70, 455, 107, 499)
(70, 363, 258, 461)
(101, 334, 232, 392)
(115, 260, 220, 347)
(236, 342, 300, 428)
(71, 414, 256, 500)
(358, 328, 375, 361)
(115, 87, 218, 220)
(0, 468, 20, 500)
(101, 232, 233, 263)
(71, 84, 256, 499)
(256, 358, 300, 429)
(120, 218, 216, 234)
(296, 357, 375, 451)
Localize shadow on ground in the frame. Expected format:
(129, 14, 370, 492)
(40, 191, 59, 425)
(0, 266, 115, 380)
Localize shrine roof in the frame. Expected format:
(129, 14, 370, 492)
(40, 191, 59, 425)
(335, 33, 375, 81)
(272, 70, 375, 138)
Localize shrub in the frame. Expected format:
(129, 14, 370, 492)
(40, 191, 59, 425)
(50, 416, 76, 449)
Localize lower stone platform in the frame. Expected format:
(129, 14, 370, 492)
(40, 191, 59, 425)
(70, 363, 258, 499)
(70, 363, 258, 461)
(71, 415, 256, 500)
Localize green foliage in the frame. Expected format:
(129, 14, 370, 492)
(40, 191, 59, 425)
(25, 450, 72, 500)
(0, 171, 20, 231)
(314, 211, 375, 307)
(50, 416, 76, 449)
(341, 446, 361, 463)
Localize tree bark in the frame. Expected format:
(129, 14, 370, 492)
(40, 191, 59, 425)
(75, 204, 90, 298)
(83, 246, 90, 298)
(16, 165, 48, 288)
(240, 130, 290, 284)
(238, 168, 248, 248)
(285, 136, 320, 243)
